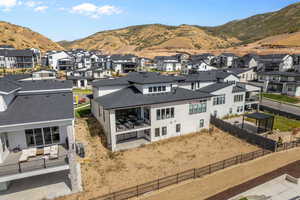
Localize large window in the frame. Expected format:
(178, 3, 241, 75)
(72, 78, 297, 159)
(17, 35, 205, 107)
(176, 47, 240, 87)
(25, 126, 60, 147)
(155, 128, 160, 137)
(213, 95, 225, 105)
(234, 94, 244, 102)
(189, 100, 207, 114)
(156, 107, 175, 120)
(148, 85, 167, 93)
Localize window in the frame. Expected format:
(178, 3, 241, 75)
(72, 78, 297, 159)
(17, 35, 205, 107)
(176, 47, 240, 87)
(153, 87, 157, 92)
(234, 94, 244, 102)
(176, 124, 181, 133)
(199, 119, 204, 128)
(237, 106, 243, 113)
(166, 108, 170, 118)
(155, 128, 160, 137)
(162, 86, 166, 91)
(158, 86, 162, 92)
(157, 107, 175, 120)
(191, 83, 195, 90)
(229, 108, 233, 114)
(25, 126, 60, 147)
(156, 110, 161, 120)
(213, 95, 225, 105)
(162, 127, 167, 136)
(148, 87, 153, 93)
(161, 109, 166, 119)
(189, 100, 207, 114)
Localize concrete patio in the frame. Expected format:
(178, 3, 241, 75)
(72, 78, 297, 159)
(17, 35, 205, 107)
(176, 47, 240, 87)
(115, 138, 150, 151)
(0, 170, 72, 200)
(230, 175, 300, 200)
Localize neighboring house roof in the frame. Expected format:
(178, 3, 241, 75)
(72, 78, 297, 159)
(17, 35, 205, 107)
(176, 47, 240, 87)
(128, 72, 181, 84)
(220, 53, 236, 57)
(0, 78, 21, 94)
(259, 54, 288, 60)
(3, 74, 32, 81)
(110, 54, 136, 60)
(228, 68, 253, 75)
(67, 76, 93, 81)
(197, 82, 232, 93)
(0, 92, 74, 126)
(17, 80, 73, 93)
(232, 85, 246, 93)
(92, 76, 130, 87)
(0, 49, 33, 57)
(259, 71, 300, 77)
(95, 86, 214, 109)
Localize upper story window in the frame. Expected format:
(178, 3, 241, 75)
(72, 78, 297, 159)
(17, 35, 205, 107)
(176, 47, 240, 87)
(213, 95, 225, 105)
(156, 107, 174, 120)
(148, 85, 167, 94)
(234, 94, 244, 102)
(189, 100, 207, 114)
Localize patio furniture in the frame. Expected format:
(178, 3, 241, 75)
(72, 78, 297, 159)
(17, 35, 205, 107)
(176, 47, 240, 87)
(49, 145, 59, 160)
(44, 146, 51, 155)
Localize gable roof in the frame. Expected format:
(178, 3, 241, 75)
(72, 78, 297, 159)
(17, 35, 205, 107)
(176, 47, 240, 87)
(0, 78, 21, 94)
(17, 80, 73, 93)
(0, 49, 33, 57)
(95, 86, 213, 109)
(228, 68, 253, 75)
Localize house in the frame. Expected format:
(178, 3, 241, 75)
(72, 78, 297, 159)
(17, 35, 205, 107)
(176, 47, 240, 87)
(0, 77, 81, 192)
(228, 68, 257, 82)
(0, 49, 35, 69)
(232, 54, 259, 68)
(258, 54, 293, 72)
(109, 54, 138, 73)
(66, 68, 93, 89)
(154, 56, 182, 71)
(90, 72, 213, 151)
(258, 71, 300, 97)
(213, 53, 238, 68)
(47, 51, 74, 71)
(186, 60, 217, 73)
(292, 54, 300, 72)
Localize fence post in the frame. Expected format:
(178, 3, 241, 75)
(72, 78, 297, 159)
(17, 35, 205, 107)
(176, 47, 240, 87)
(18, 162, 22, 173)
(222, 160, 225, 169)
(194, 168, 196, 178)
(136, 185, 139, 197)
(177, 173, 179, 183)
(235, 155, 238, 164)
(209, 164, 211, 174)
(157, 178, 160, 190)
(43, 158, 46, 168)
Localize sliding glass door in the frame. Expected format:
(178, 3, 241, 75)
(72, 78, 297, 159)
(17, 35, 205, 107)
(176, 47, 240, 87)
(25, 126, 61, 147)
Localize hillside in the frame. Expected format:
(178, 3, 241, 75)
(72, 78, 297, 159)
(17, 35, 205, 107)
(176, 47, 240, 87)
(203, 2, 300, 44)
(0, 21, 64, 51)
(59, 24, 239, 54)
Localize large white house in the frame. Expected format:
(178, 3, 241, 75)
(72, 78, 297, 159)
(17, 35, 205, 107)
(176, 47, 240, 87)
(0, 76, 81, 193)
(90, 71, 260, 151)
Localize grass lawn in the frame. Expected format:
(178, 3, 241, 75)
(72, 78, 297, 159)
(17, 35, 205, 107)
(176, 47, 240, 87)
(75, 106, 91, 118)
(73, 88, 93, 94)
(246, 112, 300, 132)
(262, 93, 300, 104)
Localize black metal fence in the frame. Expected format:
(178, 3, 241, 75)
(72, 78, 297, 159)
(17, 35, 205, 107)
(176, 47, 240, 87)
(210, 116, 278, 151)
(260, 105, 300, 120)
(91, 149, 272, 200)
(0, 154, 69, 177)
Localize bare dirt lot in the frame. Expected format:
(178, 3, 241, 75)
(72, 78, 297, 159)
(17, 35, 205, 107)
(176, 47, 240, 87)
(57, 117, 259, 200)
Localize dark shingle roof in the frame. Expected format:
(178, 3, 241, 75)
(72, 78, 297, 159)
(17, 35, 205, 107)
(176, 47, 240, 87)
(0, 49, 33, 57)
(0, 92, 74, 126)
(3, 74, 32, 81)
(95, 86, 213, 109)
(259, 71, 300, 77)
(232, 85, 246, 93)
(197, 82, 232, 93)
(228, 68, 253, 75)
(0, 78, 21, 94)
(17, 80, 73, 92)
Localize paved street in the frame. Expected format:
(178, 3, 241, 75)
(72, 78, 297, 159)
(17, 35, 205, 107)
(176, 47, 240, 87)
(261, 99, 300, 116)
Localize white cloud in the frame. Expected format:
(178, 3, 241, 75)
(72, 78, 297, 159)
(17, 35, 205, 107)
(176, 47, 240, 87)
(0, 0, 17, 10)
(71, 3, 122, 18)
(25, 0, 42, 7)
(34, 5, 47, 12)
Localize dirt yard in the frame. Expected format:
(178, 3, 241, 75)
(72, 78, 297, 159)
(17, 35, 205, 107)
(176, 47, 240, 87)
(57, 117, 259, 200)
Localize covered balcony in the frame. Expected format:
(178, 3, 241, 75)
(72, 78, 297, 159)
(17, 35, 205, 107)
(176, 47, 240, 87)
(115, 107, 151, 133)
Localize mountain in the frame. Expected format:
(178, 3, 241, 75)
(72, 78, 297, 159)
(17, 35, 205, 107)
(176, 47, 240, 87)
(0, 21, 64, 51)
(60, 2, 300, 55)
(203, 2, 300, 44)
(60, 24, 239, 53)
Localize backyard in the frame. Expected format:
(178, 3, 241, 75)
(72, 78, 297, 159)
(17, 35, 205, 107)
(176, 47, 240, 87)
(57, 116, 259, 200)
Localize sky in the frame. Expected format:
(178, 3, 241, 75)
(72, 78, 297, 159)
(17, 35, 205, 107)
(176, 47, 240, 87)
(0, 0, 299, 41)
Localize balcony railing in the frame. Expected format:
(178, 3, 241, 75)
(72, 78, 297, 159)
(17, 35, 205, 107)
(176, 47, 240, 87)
(116, 118, 150, 132)
(0, 154, 69, 177)
(246, 96, 259, 103)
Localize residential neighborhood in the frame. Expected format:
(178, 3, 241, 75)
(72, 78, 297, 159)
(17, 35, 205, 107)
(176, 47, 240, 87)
(1, 1, 300, 200)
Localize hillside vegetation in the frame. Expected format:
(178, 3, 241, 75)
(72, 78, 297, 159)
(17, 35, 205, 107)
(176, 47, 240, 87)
(0, 21, 64, 51)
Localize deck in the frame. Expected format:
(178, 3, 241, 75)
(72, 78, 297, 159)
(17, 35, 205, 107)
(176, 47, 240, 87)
(0, 145, 69, 177)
